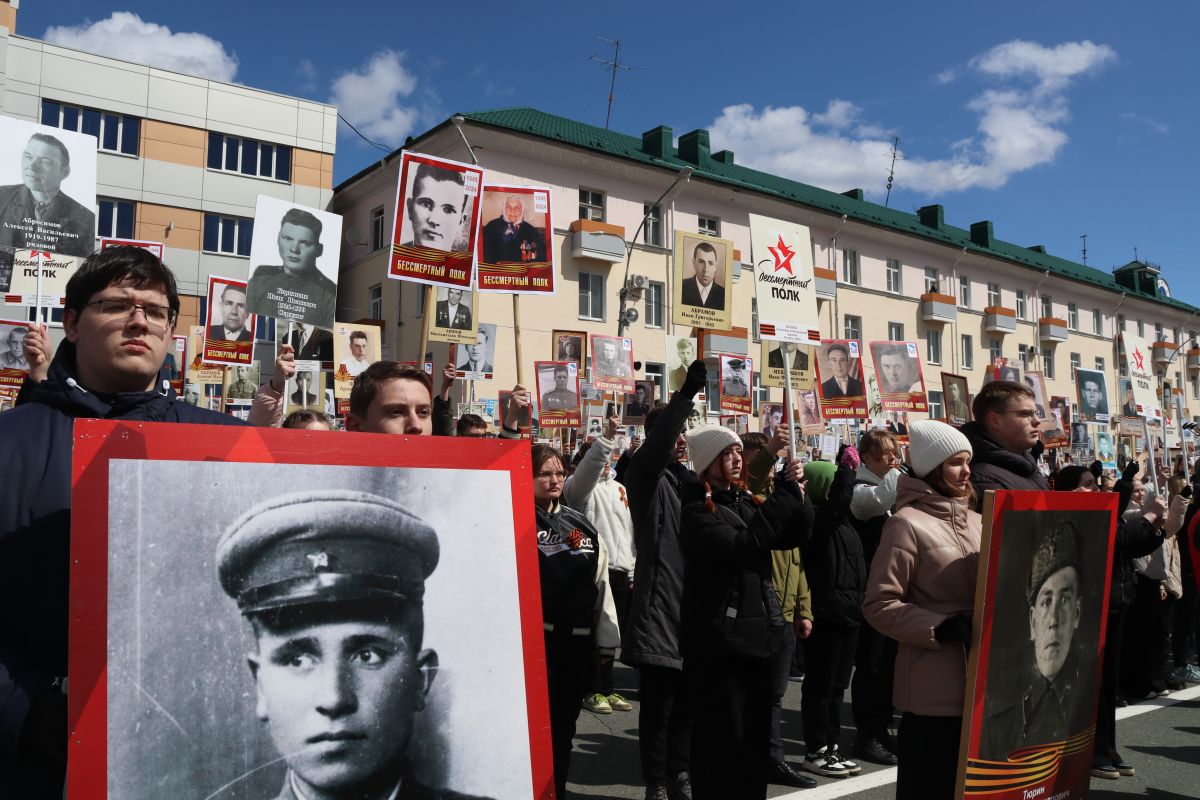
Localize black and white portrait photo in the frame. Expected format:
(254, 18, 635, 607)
(455, 322, 496, 380)
(223, 363, 260, 401)
(667, 335, 697, 392)
(246, 196, 342, 328)
(206, 278, 253, 342)
(397, 157, 477, 253)
(436, 287, 473, 331)
(0, 319, 30, 371)
(286, 369, 325, 412)
(672, 231, 734, 330)
(1074, 367, 1110, 423)
(102, 459, 533, 799)
(0, 117, 97, 257)
(978, 511, 1108, 761)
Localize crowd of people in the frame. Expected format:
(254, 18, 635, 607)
(2, 247, 1198, 800)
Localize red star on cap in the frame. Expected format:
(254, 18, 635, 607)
(1133, 348, 1145, 371)
(768, 235, 795, 274)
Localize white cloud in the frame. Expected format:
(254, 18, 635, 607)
(44, 12, 238, 82)
(707, 38, 1115, 197)
(330, 50, 422, 148)
(935, 68, 958, 85)
(1120, 111, 1170, 135)
(297, 59, 318, 93)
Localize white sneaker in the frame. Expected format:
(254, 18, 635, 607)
(830, 745, 862, 774)
(804, 746, 850, 778)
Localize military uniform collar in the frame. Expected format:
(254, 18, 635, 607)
(286, 770, 401, 800)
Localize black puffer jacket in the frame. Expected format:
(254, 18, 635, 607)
(621, 387, 700, 670)
(678, 477, 813, 659)
(0, 343, 244, 798)
(960, 421, 1048, 509)
(803, 467, 867, 628)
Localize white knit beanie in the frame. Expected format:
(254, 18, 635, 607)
(908, 419, 972, 479)
(686, 425, 742, 475)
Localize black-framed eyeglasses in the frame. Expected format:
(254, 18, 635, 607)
(1000, 409, 1039, 420)
(82, 299, 177, 329)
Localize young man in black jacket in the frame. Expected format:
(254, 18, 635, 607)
(621, 359, 707, 800)
(0, 247, 246, 799)
(959, 381, 1049, 506)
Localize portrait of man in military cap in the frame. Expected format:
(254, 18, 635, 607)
(100, 458, 541, 799)
(978, 512, 1108, 761)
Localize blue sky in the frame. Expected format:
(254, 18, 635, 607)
(23, 2, 1200, 301)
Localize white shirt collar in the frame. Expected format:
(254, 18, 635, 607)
(695, 278, 711, 303)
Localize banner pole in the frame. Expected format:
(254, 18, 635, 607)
(1143, 417, 1160, 495)
(283, 322, 293, 416)
(781, 342, 798, 458)
(34, 251, 45, 325)
(418, 288, 431, 373)
(513, 295, 525, 387)
(1176, 389, 1190, 476)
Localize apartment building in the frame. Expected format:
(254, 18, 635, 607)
(0, 1, 338, 337)
(333, 108, 1199, 427)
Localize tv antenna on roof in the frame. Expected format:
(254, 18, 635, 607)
(884, 137, 902, 207)
(590, 37, 632, 130)
(1080, 234, 1087, 265)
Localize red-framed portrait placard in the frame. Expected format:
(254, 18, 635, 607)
(388, 151, 483, 290)
(476, 184, 556, 295)
(201, 275, 256, 366)
(534, 359, 581, 428)
(957, 490, 1118, 799)
(69, 420, 553, 799)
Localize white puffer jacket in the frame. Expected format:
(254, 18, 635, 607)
(563, 434, 637, 574)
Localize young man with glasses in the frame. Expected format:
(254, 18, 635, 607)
(958, 380, 1049, 506)
(0, 246, 246, 798)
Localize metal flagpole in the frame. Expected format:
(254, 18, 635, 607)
(1143, 417, 1160, 495)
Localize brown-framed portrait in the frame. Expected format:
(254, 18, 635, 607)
(551, 329, 587, 371)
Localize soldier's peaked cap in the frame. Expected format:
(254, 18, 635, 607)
(727, 358, 745, 368)
(217, 490, 439, 615)
(1026, 519, 1081, 606)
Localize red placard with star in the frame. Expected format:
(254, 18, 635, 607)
(68, 420, 554, 799)
(750, 214, 819, 344)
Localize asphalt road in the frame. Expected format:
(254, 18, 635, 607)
(567, 665, 1200, 800)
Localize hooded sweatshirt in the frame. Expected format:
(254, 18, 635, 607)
(864, 474, 982, 716)
(0, 342, 245, 796)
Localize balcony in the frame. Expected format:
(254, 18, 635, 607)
(1038, 317, 1068, 343)
(1152, 341, 1176, 366)
(920, 292, 957, 324)
(569, 219, 626, 263)
(813, 267, 837, 301)
(1187, 348, 1200, 371)
(983, 305, 1017, 335)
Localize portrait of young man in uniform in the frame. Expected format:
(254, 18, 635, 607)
(246, 206, 338, 327)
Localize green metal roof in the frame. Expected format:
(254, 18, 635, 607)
(341, 106, 1197, 316)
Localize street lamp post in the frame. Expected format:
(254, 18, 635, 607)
(616, 166, 693, 338)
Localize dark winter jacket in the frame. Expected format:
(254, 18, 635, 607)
(803, 467, 868, 629)
(678, 478, 813, 660)
(960, 421, 1049, 508)
(0, 343, 244, 797)
(535, 502, 620, 651)
(1110, 512, 1165, 611)
(621, 388, 699, 670)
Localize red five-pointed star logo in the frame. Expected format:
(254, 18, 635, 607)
(768, 235, 795, 274)
(1133, 348, 1145, 371)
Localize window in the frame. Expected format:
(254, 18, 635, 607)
(369, 284, 382, 320)
(1095, 356, 1105, 372)
(579, 271, 605, 320)
(841, 249, 860, 285)
(1117, 313, 1125, 333)
(42, 99, 139, 156)
(989, 338, 1003, 363)
(207, 132, 291, 182)
(1016, 289, 1026, 320)
(923, 267, 939, 294)
(1041, 295, 1053, 319)
(1137, 320, 1144, 337)
(987, 282, 1001, 307)
(926, 329, 942, 365)
(202, 213, 253, 256)
(887, 322, 904, 341)
(1192, 375, 1198, 401)
(97, 198, 135, 239)
(1155, 322, 1164, 342)
(414, 285, 428, 316)
(1069, 352, 1081, 381)
(959, 276, 971, 308)
(1018, 343, 1031, 369)
(370, 206, 385, 251)
(1044, 347, 1055, 379)
(644, 362, 665, 400)
(1067, 302, 1078, 330)
(844, 314, 861, 341)
(928, 390, 944, 420)
(698, 216, 720, 237)
(1092, 308, 1102, 335)
(886, 259, 902, 293)
(645, 281, 665, 328)
(961, 334, 974, 370)
(643, 204, 662, 247)
(579, 189, 604, 222)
